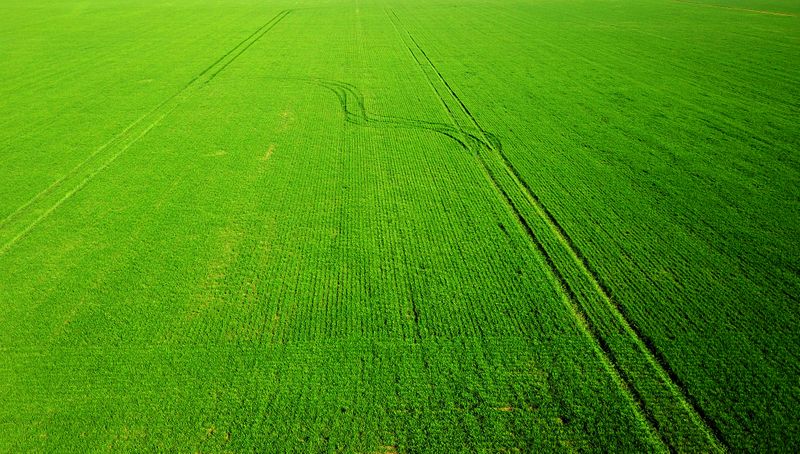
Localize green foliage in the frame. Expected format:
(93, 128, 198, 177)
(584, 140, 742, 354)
(0, 0, 797, 451)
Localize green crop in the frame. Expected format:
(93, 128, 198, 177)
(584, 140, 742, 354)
(1, 0, 797, 451)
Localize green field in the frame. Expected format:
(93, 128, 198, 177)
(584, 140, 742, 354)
(1, 0, 798, 451)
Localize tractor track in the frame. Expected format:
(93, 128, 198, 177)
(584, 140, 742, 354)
(0, 10, 291, 257)
(386, 8, 725, 452)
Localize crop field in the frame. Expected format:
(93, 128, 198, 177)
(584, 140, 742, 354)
(1, 0, 798, 451)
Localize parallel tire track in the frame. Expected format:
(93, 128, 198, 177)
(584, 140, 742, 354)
(387, 9, 725, 453)
(0, 10, 291, 257)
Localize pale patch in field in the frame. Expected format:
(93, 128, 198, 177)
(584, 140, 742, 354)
(276, 109, 296, 132)
(206, 149, 227, 157)
(108, 425, 147, 449)
(375, 445, 398, 454)
(496, 406, 514, 412)
(225, 319, 264, 343)
(262, 144, 275, 161)
(51, 297, 90, 338)
(186, 224, 242, 321)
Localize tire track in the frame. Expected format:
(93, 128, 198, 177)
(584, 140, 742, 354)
(0, 10, 291, 257)
(387, 9, 725, 453)
(319, 79, 478, 148)
(383, 9, 665, 450)
(672, 0, 796, 17)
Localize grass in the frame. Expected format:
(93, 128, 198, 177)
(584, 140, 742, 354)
(0, 0, 797, 451)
